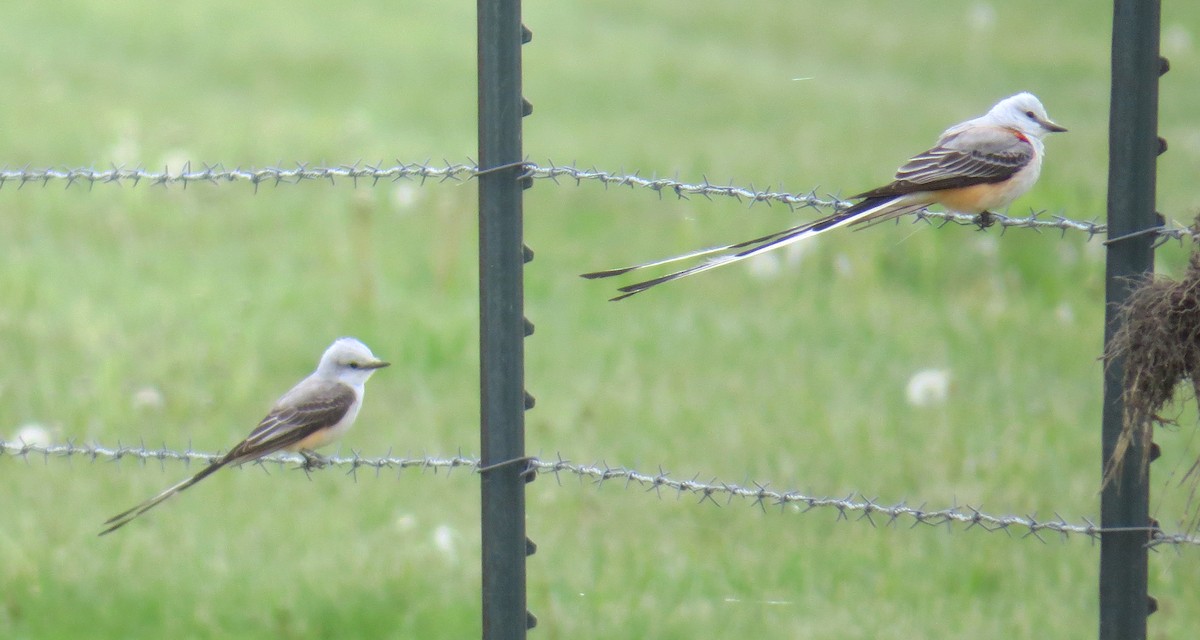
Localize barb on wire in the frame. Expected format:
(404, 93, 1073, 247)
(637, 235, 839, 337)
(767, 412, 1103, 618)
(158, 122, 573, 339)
(8, 440, 1193, 547)
(3, 160, 1193, 241)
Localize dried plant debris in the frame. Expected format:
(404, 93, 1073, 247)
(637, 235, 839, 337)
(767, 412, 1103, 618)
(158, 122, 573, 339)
(1104, 249, 1200, 497)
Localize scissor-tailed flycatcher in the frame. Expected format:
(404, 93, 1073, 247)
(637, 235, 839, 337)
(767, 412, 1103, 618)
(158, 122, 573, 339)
(583, 92, 1066, 300)
(99, 337, 389, 535)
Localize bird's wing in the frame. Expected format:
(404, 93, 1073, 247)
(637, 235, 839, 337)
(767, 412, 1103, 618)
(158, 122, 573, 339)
(233, 380, 357, 460)
(853, 125, 1034, 199)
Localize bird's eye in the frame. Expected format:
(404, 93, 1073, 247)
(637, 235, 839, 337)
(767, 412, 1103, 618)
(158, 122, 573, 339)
(1024, 110, 1037, 119)
(348, 362, 361, 369)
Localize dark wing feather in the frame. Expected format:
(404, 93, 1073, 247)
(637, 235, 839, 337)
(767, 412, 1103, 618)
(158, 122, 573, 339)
(229, 381, 356, 462)
(853, 127, 1033, 199)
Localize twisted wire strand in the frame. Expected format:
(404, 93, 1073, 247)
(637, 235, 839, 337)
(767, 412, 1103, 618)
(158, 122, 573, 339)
(4, 440, 1194, 547)
(3, 160, 1190, 241)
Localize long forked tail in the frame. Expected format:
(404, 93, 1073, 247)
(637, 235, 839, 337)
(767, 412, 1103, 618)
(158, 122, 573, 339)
(579, 220, 810, 280)
(584, 196, 922, 300)
(98, 458, 230, 536)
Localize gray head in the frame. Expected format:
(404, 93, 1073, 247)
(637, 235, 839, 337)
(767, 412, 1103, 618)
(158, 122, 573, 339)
(986, 92, 1067, 138)
(316, 337, 390, 384)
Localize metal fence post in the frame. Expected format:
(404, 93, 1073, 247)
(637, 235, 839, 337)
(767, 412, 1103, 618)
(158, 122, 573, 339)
(478, 1, 536, 639)
(1101, 1, 1164, 639)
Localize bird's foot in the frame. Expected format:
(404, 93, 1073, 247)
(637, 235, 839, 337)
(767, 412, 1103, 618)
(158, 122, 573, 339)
(976, 210, 995, 229)
(299, 450, 329, 471)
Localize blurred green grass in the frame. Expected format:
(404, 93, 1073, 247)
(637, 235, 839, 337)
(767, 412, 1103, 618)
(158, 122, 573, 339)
(2, 0, 1199, 638)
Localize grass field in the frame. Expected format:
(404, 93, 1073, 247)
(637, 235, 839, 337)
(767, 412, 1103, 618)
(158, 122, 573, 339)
(3, 1, 1200, 638)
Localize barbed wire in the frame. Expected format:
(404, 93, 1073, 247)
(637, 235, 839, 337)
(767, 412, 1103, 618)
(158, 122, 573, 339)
(531, 456, 1200, 549)
(2, 160, 1192, 242)
(0, 439, 477, 477)
(528, 162, 1126, 241)
(3, 439, 1195, 548)
(0, 161, 480, 192)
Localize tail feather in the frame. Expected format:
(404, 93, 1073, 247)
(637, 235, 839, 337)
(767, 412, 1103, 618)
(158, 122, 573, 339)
(580, 223, 808, 280)
(609, 254, 740, 301)
(98, 459, 229, 536)
(601, 196, 916, 300)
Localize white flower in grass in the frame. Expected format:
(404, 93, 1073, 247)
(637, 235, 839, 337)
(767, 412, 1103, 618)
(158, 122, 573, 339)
(13, 423, 53, 447)
(1055, 302, 1075, 325)
(1164, 24, 1193, 56)
(834, 252, 853, 278)
(394, 513, 417, 533)
(132, 386, 165, 411)
(973, 235, 999, 258)
(905, 368, 951, 407)
(433, 524, 458, 561)
(391, 184, 421, 212)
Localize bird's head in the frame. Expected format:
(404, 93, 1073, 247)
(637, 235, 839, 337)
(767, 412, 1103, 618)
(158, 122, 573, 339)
(990, 92, 1068, 138)
(317, 337, 390, 384)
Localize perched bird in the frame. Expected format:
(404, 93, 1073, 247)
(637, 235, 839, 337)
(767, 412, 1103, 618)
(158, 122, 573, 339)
(100, 337, 389, 535)
(583, 92, 1066, 300)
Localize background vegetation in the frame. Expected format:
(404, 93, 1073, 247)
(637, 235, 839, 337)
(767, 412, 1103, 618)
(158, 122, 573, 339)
(2, 1, 1198, 637)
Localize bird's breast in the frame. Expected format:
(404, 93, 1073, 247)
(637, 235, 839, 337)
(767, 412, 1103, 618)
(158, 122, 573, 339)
(937, 153, 1044, 213)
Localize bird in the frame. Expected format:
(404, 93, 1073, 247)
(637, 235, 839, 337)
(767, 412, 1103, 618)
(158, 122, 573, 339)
(582, 92, 1067, 300)
(99, 337, 389, 535)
